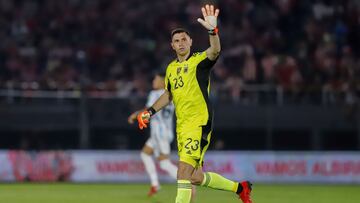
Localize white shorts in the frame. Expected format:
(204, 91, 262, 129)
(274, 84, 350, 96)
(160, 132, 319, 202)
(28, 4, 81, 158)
(145, 122, 174, 157)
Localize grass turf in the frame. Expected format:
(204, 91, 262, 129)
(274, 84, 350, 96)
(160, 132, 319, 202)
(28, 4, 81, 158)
(0, 183, 358, 203)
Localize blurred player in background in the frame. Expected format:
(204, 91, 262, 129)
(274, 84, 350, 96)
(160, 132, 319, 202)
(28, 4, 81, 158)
(128, 72, 177, 197)
(136, 4, 253, 203)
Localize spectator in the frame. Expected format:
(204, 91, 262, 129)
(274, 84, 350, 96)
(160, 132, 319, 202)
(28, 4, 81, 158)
(0, 0, 358, 104)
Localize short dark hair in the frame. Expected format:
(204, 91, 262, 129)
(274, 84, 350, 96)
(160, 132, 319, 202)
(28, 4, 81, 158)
(171, 28, 191, 39)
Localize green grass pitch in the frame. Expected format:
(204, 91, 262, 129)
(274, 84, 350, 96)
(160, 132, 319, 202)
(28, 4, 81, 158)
(0, 183, 359, 203)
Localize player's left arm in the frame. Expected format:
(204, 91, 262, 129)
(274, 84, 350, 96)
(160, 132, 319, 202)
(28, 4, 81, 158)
(197, 4, 221, 61)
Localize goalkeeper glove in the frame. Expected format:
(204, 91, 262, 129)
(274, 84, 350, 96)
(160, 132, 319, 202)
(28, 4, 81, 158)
(137, 107, 156, 130)
(197, 4, 219, 32)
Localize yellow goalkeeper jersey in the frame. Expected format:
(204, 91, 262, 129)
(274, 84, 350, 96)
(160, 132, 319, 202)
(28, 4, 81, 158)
(165, 51, 217, 133)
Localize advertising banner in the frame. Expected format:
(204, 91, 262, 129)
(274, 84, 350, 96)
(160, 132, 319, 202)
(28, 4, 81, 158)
(0, 152, 14, 181)
(0, 151, 73, 182)
(1, 151, 360, 183)
(203, 151, 360, 183)
(70, 151, 158, 182)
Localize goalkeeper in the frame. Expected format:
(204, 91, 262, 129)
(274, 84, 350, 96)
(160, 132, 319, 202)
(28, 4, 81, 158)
(137, 4, 253, 203)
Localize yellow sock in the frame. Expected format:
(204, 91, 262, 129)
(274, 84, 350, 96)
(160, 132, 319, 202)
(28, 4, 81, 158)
(175, 180, 192, 203)
(201, 172, 238, 192)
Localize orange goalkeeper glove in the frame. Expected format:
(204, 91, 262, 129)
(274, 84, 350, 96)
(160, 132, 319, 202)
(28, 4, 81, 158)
(137, 107, 156, 130)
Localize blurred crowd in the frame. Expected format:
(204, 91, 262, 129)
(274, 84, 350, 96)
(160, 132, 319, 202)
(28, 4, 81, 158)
(0, 0, 359, 103)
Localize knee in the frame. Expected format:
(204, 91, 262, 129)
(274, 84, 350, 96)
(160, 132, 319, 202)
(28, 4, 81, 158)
(159, 160, 170, 170)
(177, 162, 193, 180)
(190, 174, 203, 185)
(140, 152, 150, 159)
(190, 177, 202, 185)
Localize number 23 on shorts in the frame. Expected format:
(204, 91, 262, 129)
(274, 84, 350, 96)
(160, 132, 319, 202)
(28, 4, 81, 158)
(185, 138, 200, 151)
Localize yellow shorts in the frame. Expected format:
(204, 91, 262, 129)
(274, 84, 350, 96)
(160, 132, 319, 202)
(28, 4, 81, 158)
(177, 124, 212, 168)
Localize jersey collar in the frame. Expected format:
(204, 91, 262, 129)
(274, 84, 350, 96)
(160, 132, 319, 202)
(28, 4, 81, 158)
(176, 51, 192, 63)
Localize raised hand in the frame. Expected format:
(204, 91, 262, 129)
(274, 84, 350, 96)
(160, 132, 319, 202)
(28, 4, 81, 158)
(197, 4, 220, 30)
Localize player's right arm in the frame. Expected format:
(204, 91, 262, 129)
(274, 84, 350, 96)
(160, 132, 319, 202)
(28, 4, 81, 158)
(137, 90, 172, 130)
(149, 90, 172, 113)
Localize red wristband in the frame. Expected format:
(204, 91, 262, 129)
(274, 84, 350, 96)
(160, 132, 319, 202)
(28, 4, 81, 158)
(208, 27, 219, 35)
